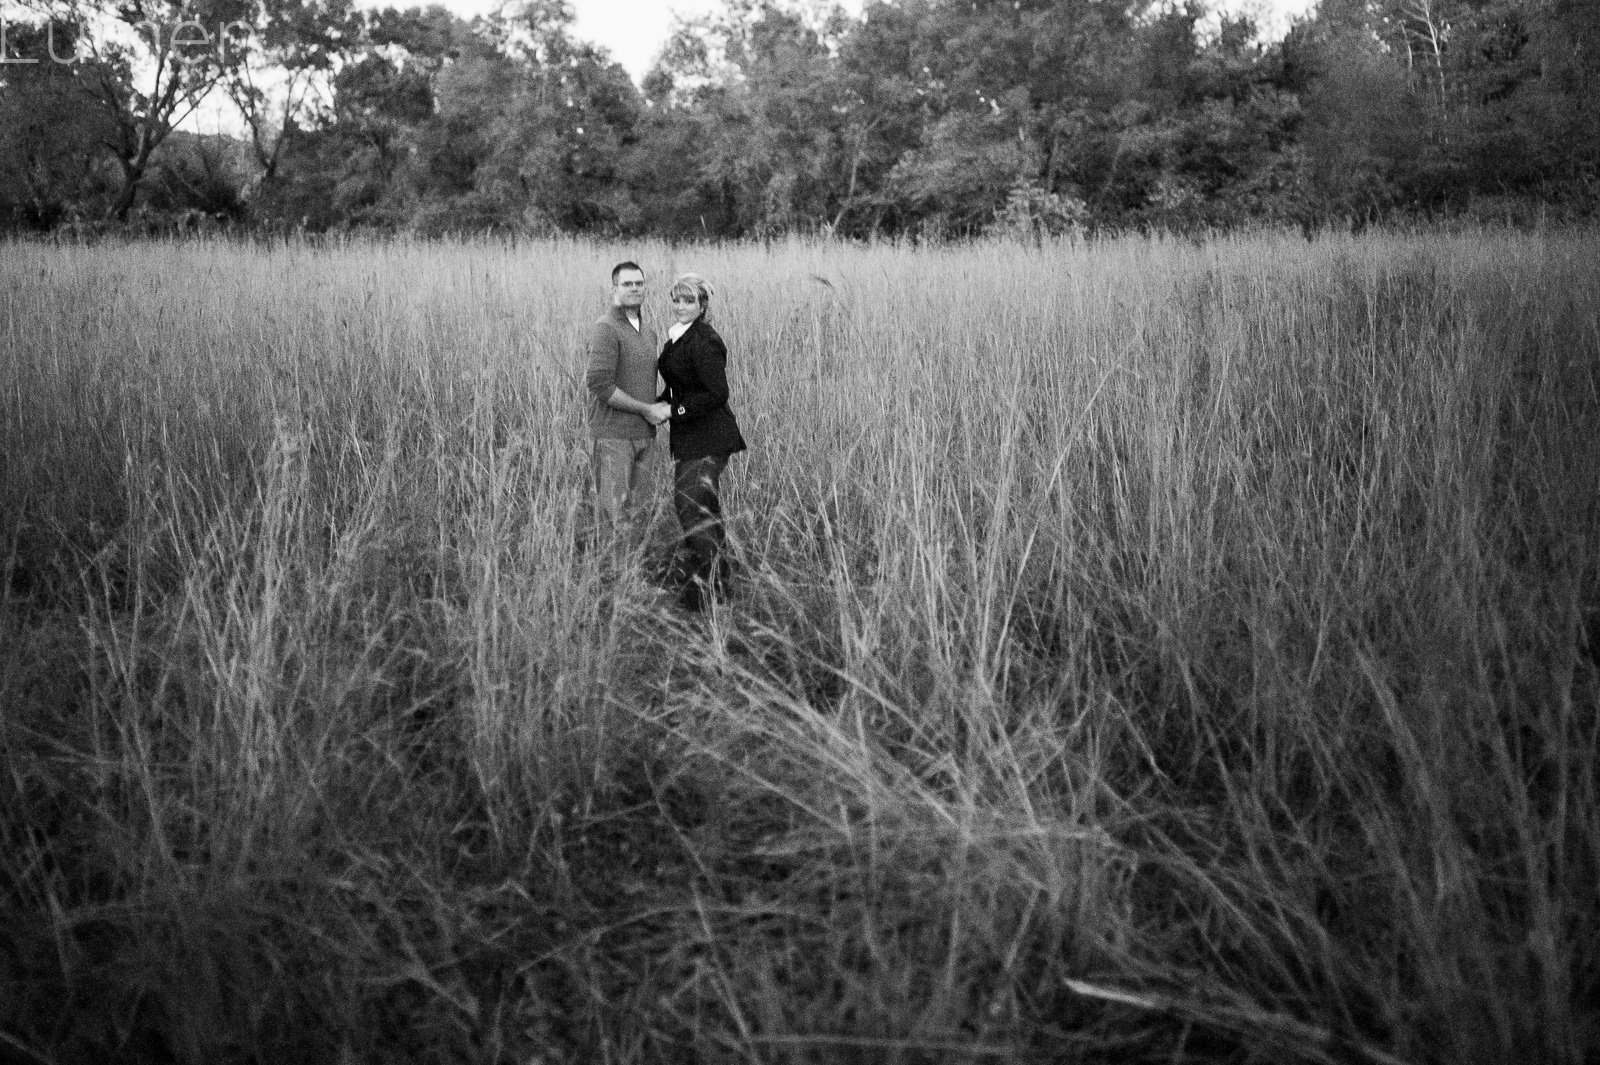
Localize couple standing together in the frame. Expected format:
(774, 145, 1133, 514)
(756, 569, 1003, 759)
(584, 261, 747, 612)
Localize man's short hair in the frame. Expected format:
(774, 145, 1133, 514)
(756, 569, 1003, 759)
(611, 261, 643, 284)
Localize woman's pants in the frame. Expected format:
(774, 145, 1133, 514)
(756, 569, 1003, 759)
(673, 454, 729, 609)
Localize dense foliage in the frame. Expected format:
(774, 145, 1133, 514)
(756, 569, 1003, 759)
(2, 0, 1596, 235)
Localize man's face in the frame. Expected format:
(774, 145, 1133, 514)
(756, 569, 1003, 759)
(613, 269, 646, 310)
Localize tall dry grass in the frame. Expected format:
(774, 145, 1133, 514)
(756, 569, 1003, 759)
(2, 230, 1596, 1064)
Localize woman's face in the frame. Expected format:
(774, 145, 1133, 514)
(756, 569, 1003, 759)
(671, 292, 703, 325)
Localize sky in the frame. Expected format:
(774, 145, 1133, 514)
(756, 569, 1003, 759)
(358, 0, 1322, 85)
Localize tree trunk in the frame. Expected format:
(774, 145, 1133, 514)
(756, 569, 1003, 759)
(108, 132, 155, 221)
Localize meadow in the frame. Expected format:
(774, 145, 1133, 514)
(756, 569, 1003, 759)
(1, 230, 1596, 1065)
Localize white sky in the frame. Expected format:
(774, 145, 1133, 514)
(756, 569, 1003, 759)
(356, 0, 1321, 85)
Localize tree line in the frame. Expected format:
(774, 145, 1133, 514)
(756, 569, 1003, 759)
(2, 0, 1596, 238)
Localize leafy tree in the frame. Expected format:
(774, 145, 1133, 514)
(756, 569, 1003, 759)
(636, 0, 863, 237)
(1449, 0, 1600, 208)
(1097, 6, 1305, 229)
(1292, 0, 1600, 219)
(627, 24, 738, 236)
(887, 101, 1042, 235)
(141, 129, 254, 217)
(265, 3, 488, 228)
(1286, 16, 1420, 224)
(833, 0, 1154, 234)
(219, 0, 356, 197)
(0, 20, 118, 228)
(17, 0, 256, 219)
(10, 0, 1592, 235)
(832, 0, 1306, 234)
(467, 0, 643, 233)
(270, 0, 646, 234)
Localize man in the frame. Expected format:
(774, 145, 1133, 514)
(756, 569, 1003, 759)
(585, 261, 670, 536)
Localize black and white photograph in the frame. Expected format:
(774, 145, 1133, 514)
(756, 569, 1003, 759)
(2, 0, 1597, 1060)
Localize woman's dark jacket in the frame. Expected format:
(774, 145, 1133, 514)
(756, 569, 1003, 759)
(657, 318, 747, 461)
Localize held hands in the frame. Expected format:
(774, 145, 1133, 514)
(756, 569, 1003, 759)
(644, 401, 673, 426)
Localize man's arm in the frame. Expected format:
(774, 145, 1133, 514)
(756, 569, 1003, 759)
(605, 387, 660, 418)
(584, 320, 623, 406)
(585, 320, 667, 422)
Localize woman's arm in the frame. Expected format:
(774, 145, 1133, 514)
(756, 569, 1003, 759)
(671, 329, 731, 422)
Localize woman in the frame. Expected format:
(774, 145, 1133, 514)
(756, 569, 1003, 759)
(657, 273, 747, 612)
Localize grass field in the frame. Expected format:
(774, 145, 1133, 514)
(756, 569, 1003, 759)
(2, 230, 1597, 1064)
